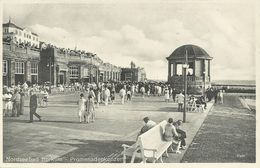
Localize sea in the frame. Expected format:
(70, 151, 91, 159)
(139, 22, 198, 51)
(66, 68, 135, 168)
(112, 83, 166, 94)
(212, 80, 256, 86)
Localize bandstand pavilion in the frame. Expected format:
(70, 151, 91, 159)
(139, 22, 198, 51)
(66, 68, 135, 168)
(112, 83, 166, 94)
(166, 44, 213, 94)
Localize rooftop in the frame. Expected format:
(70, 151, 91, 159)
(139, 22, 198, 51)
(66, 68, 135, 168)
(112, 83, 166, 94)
(167, 44, 213, 60)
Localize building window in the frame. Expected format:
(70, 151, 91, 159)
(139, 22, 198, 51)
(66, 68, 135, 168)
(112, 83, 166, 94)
(24, 33, 26, 38)
(69, 66, 79, 79)
(15, 62, 24, 74)
(31, 63, 38, 75)
(3, 60, 8, 76)
(15, 30, 18, 34)
(33, 36, 35, 40)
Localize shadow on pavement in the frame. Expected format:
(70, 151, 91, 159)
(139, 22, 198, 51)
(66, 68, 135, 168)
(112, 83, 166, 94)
(51, 139, 135, 163)
(3, 118, 79, 124)
(126, 107, 179, 113)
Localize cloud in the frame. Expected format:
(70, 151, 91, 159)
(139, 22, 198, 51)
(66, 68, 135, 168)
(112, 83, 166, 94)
(26, 3, 255, 81)
(30, 24, 76, 48)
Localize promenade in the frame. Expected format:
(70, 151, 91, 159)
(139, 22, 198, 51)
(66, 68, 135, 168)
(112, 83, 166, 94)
(3, 93, 213, 163)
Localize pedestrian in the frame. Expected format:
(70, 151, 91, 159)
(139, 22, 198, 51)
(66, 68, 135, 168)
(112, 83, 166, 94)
(214, 88, 218, 103)
(163, 118, 181, 154)
(20, 89, 25, 115)
(110, 90, 115, 104)
(164, 87, 170, 102)
(29, 90, 41, 123)
(131, 84, 135, 98)
(42, 89, 49, 107)
(172, 88, 177, 102)
(89, 88, 96, 99)
(77, 93, 86, 123)
(140, 86, 145, 98)
(96, 88, 101, 108)
(119, 87, 126, 104)
(104, 86, 110, 106)
(3, 91, 13, 117)
(85, 95, 95, 123)
(219, 90, 224, 104)
(176, 92, 184, 112)
(126, 89, 131, 101)
(11, 89, 21, 117)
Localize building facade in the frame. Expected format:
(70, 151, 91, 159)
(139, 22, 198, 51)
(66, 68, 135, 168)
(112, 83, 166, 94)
(3, 41, 40, 86)
(3, 19, 39, 48)
(121, 62, 146, 82)
(39, 43, 121, 85)
(2, 20, 146, 87)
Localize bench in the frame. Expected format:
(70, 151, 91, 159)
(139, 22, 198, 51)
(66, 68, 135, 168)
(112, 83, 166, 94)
(121, 120, 180, 163)
(187, 97, 205, 113)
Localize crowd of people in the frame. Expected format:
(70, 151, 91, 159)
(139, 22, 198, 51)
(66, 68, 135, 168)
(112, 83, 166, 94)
(2, 82, 49, 120)
(3, 80, 225, 124)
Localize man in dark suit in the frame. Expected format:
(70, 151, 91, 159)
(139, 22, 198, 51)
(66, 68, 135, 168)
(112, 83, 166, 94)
(29, 90, 41, 123)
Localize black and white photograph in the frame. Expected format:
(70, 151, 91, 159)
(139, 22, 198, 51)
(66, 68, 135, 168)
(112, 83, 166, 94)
(1, 0, 258, 166)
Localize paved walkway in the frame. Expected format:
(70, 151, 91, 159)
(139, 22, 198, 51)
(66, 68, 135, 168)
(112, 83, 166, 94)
(3, 93, 213, 163)
(181, 94, 256, 163)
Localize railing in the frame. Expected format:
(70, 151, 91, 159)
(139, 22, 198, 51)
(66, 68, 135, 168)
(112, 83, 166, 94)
(170, 75, 210, 82)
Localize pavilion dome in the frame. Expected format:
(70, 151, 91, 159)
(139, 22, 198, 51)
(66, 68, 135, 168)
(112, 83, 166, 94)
(167, 44, 212, 60)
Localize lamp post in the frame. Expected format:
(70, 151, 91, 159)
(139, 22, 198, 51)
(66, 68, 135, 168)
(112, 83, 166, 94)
(182, 50, 189, 123)
(47, 57, 54, 85)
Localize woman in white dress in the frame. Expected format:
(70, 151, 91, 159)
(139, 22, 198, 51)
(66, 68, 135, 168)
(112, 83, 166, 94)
(164, 88, 170, 102)
(77, 93, 86, 123)
(3, 91, 13, 117)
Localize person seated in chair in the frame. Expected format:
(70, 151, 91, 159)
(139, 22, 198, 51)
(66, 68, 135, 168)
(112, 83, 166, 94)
(136, 117, 156, 140)
(163, 118, 181, 154)
(173, 120, 187, 150)
(195, 96, 207, 109)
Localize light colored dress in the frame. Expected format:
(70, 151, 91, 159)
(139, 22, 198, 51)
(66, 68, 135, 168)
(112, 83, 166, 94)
(78, 98, 86, 117)
(85, 98, 95, 116)
(164, 89, 170, 100)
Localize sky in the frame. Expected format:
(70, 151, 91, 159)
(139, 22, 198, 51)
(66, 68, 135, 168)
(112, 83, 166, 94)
(2, 0, 256, 81)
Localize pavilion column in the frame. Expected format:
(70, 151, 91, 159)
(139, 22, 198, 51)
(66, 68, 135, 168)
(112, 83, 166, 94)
(172, 62, 176, 77)
(208, 60, 211, 82)
(168, 61, 171, 81)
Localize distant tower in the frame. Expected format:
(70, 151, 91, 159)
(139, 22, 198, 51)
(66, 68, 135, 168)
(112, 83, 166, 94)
(166, 44, 213, 94)
(130, 61, 136, 69)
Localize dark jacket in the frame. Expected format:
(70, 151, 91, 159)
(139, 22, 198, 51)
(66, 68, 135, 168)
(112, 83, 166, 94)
(30, 94, 38, 109)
